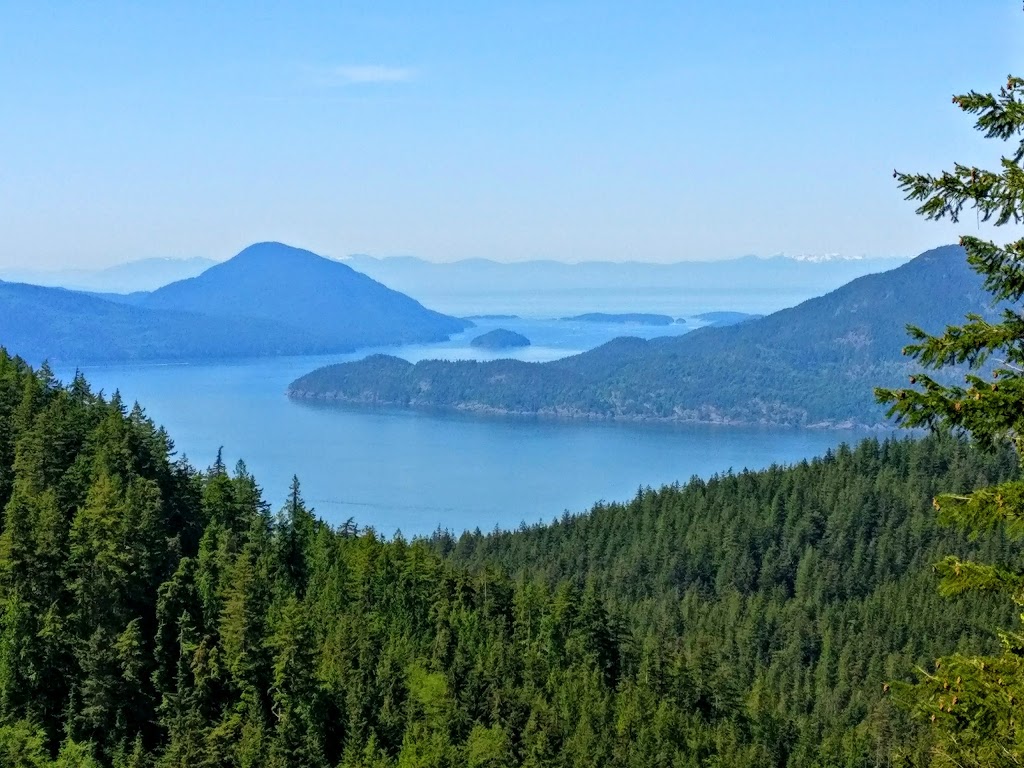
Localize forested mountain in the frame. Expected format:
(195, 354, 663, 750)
(0, 281, 320, 364)
(290, 245, 990, 426)
(141, 242, 470, 349)
(0, 243, 469, 365)
(0, 350, 1018, 766)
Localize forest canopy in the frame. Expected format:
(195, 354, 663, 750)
(0, 347, 1020, 766)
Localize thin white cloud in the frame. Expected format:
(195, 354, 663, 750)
(327, 65, 416, 85)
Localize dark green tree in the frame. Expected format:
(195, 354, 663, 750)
(876, 74, 1024, 766)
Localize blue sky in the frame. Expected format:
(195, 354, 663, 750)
(1, 1, 1021, 268)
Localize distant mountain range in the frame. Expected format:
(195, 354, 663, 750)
(1, 250, 909, 317)
(289, 245, 991, 427)
(0, 256, 217, 293)
(342, 253, 911, 316)
(137, 243, 468, 349)
(0, 243, 469, 365)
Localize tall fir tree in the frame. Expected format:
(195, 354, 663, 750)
(876, 73, 1024, 766)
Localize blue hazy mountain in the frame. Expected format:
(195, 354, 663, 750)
(0, 243, 469, 364)
(0, 281, 318, 364)
(343, 253, 912, 316)
(0, 256, 217, 293)
(142, 242, 470, 348)
(290, 245, 990, 427)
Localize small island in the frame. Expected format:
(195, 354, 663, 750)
(469, 328, 531, 349)
(562, 312, 676, 326)
(692, 311, 762, 327)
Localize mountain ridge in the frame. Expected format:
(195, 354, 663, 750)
(289, 245, 991, 427)
(141, 242, 470, 348)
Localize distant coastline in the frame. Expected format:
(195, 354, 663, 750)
(560, 312, 678, 325)
(286, 387, 885, 430)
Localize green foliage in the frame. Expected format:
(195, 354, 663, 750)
(876, 72, 1024, 767)
(0, 719, 101, 768)
(436, 435, 1022, 766)
(2, 345, 1021, 766)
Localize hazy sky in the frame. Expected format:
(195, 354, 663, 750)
(2, 1, 1022, 269)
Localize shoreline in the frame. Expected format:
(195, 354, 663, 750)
(286, 389, 891, 431)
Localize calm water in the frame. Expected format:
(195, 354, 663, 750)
(61, 318, 873, 536)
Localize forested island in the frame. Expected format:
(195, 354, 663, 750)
(288, 245, 992, 427)
(470, 328, 531, 349)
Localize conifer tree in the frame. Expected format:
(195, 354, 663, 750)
(876, 72, 1024, 766)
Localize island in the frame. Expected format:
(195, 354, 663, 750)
(286, 246, 986, 428)
(561, 312, 676, 325)
(692, 311, 762, 327)
(469, 328, 531, 349)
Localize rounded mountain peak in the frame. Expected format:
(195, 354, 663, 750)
(228, 242, 329, 266)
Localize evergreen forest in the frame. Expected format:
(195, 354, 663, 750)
(1, 346, 1021, 767)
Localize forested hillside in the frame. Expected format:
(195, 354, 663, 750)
(435, 435, 1022, 764)
(0, 281, 322, 364)
(0, 348, 1020, 766)
(290, 245, 990, 426)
